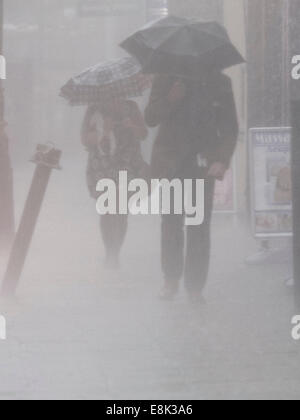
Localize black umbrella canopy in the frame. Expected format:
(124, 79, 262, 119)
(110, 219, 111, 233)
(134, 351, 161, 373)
(121, 15, 245, 79)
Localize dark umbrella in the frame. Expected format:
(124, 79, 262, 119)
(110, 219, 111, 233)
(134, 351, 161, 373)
(120, 15, 245, 79)
(60, 56, 152, 106)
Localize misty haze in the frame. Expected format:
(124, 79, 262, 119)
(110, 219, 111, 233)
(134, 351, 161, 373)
(0, 0, 299, 402)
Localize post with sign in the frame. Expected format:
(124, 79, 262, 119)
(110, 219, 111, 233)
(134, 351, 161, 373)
(1, 145, 61, 297)
(291, 102, 300, 305)
(0, 0, 14, 253)
(290, 0, 300, 307)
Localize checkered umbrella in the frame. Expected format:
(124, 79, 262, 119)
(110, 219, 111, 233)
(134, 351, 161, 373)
(60, 57, 152, 106)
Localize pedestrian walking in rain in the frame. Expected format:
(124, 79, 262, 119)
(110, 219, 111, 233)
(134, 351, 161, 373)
(121, 17, 243, 301)
(82, 99, 148, 269)
(61, 57, 151, 269)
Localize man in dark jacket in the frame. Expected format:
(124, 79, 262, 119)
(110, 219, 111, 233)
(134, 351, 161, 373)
(145, 72, 239, 302)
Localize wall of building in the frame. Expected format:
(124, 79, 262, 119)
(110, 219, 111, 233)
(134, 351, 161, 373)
(223, 0, 247, 211)
(289, 0, 300, 102)
(246, 0, 290, 128)
(3, 0, 147, 163)
(168, 0, 223, 21)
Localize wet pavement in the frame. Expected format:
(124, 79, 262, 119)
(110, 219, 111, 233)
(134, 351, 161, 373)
(0, 156, 299, 400)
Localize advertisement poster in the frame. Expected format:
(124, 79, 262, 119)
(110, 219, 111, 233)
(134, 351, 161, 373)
(249, 127, 292, 238)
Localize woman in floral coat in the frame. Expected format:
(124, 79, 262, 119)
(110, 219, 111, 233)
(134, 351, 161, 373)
(81, 99, 148, 269)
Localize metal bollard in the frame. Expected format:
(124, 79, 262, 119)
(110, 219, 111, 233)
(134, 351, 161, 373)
(1, 144, 62, 297)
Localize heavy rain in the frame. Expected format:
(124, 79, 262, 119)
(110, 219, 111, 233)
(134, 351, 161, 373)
(0, 0, 300, 402)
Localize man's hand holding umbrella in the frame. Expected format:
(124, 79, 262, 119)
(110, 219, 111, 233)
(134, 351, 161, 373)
(167, 80, 186, 104)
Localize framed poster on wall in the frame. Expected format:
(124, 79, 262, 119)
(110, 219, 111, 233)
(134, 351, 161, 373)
(249, 127, 292, 238)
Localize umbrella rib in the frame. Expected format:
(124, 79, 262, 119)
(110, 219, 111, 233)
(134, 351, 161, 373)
(148, 24, 191, 53)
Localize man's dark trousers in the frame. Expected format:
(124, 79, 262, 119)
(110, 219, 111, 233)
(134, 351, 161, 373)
(161, 164, 215, 295)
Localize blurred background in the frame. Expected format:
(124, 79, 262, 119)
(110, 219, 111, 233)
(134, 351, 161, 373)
(0, 0, 299, 400)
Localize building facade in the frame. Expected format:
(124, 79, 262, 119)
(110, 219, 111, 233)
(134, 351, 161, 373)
(246, 0, 290, 128)
(168, 0, 223, 22)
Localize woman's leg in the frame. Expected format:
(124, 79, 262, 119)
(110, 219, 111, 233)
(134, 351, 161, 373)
(100, 214, 128, 268)
(100, 215, 116, 264)
(110, 214, 128, 261)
